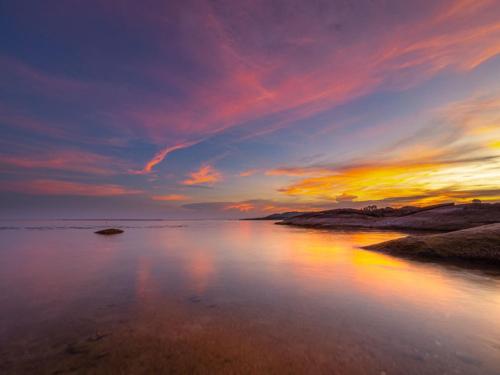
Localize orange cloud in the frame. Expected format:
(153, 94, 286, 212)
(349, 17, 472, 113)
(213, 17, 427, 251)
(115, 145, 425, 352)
(266, 167, 333, 177)
(151, 194, 189, 201)
(224, 203, 255, 212)
(2, 179, 142, 196)
(182, 165, 221, 185)
(279, 162, 438, 200)
(279, 158, 500, 205)
(4, 1, 500, 179)
(239, 169, 258, 177)
(276, 91, 500, 206)
(3, 0, 500, 208)
(140, 141, 197, 174)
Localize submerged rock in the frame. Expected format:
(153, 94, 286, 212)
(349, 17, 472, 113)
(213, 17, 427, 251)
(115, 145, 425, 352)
(363, 223, 500, 263)
(95, 228, 124, 235)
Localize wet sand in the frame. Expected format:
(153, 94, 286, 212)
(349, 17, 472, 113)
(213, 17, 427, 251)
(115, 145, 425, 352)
(1, 220, 499, 374)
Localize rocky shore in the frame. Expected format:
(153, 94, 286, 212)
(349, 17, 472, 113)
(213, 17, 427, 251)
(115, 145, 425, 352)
(250, 203, 500, 263)
(363, 223, 500, 264)
(274, 203, 500, 231)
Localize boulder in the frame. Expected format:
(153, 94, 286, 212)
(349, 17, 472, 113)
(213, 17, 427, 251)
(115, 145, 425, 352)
(95, 228, 124, 235)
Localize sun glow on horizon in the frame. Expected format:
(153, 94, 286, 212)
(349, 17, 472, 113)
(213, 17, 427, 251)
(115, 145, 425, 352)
(1, 0, 499, 217)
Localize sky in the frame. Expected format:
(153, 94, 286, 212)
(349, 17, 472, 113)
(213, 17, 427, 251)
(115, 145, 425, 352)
(1, 0, 500, 219)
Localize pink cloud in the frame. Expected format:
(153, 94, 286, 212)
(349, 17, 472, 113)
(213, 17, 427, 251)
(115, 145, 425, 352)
(0, 150, 128, 175)
(2, 179, 142, 196)
(3, 0, 500, 186)
(120, 0, 500, 154)
(6, 0, 500, 153)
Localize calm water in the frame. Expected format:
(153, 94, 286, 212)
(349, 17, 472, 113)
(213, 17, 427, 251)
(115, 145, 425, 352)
(0, 220, 499, 374)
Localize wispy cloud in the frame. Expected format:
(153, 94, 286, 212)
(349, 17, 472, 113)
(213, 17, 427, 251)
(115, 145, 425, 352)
(275, 92, 500, 205)
(266, 167, 333, 177)
(139, 141, 198, 174)
(0, 150, 128, 175)
(2, 0, 500, 211)
(151, 194, 189, 201)
(224, 202, 255, 212)
(8, 0, 499, 157)
(183, 199, 325, 215)
(239, 169, 258, 177)
(2, 179, 142, 196)
(182, 165, 221, 186)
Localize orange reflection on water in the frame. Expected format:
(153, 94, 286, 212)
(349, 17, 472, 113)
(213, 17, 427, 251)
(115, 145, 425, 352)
(277, 229, 461, 308)
(350, 249, 457, 305)
(184, 249, 216, 294)
(135, 256, 158, 302)
(281, 230, 401, 275)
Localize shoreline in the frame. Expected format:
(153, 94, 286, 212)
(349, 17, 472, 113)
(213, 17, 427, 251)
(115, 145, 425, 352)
(278, 221, 500, 267)
(362, 223, 500, 265)
(275, 221, 446, 235)
(251, 203, 500, 265)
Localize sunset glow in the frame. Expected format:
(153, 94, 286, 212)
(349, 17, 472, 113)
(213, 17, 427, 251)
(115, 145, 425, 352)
(1, 0, 499, 218)
(2, 4, 500, 374)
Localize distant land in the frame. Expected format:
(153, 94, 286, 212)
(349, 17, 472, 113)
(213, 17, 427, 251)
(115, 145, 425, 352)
(247, 202, 500, 264)
(247, 202, 500, 231)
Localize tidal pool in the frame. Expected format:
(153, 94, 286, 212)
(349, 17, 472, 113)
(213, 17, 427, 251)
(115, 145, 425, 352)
(1, 220, 499, 374)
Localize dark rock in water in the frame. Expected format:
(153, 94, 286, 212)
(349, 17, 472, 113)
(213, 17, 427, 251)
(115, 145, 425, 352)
(95, 228, 124, 235)
(364, 223, 500, 263)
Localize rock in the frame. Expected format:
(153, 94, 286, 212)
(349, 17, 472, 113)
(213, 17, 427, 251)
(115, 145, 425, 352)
(363, 223, 500, 263)
(94, 228, 124, 235)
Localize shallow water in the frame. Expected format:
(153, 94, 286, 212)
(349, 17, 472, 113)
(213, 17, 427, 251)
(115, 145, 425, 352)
(0, 220, 499, 374)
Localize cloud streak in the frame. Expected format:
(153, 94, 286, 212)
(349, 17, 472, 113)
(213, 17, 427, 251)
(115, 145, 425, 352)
(6, 0, 500, 157)
(0, 150, 128, 175)
(2, 0, 500, 215)
(239, 169, 258, 177)
(151, 194, 189, 201)
(182, 165, 221, 186)
(275, 92, 500, 205)
(140, 141, 198, 174)
(2, 179, 142, 196)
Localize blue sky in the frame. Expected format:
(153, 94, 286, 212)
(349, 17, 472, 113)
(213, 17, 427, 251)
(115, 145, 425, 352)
(1, 0, 500, 218)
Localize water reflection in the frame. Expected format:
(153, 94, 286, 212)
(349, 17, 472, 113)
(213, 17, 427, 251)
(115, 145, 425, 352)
(0, 220, 499, 374)
(184, 249, 216, 294)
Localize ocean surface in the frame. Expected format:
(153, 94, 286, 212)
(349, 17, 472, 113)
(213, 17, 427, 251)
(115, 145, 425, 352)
(0, 220, 499, 374)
